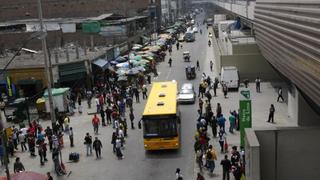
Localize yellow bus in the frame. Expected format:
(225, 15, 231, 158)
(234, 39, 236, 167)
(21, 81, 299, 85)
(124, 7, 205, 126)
(141, 81, 180, 150)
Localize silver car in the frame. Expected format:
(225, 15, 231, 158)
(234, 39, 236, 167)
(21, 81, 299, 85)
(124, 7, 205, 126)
(177, 83, 196, 103)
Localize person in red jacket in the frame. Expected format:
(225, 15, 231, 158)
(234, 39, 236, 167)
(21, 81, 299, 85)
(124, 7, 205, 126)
(92, 115, 100, 134)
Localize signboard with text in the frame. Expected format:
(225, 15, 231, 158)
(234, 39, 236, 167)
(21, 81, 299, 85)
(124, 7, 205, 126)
(239, 89, 252, 147)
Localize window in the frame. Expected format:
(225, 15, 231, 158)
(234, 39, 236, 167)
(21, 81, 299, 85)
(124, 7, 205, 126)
(143, 117, 177, 138)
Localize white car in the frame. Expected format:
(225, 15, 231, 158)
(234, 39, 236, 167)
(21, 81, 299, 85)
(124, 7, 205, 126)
(177, 83, 196, 103)
(193, 27, 198, 33)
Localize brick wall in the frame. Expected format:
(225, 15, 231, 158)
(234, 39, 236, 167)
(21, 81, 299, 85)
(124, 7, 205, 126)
(0, 0, 150, 21)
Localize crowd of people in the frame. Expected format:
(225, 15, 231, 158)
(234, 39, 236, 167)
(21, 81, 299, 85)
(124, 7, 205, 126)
(194, 75, 245, 180)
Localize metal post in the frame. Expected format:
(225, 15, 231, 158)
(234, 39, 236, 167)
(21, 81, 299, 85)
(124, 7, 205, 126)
(37, 0, 56, 129)
(0, 111, 10, 180)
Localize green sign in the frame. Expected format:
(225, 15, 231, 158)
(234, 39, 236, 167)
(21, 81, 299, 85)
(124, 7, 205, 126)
(240, 90, 252, 147)
(82, 21, 101, 33)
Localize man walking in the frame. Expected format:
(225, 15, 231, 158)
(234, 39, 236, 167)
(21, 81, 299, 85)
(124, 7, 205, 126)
(220, 155, 231, 180)
(92, 115, 100, 134)
(277, 87, 284, 102)
(196, 60, 200, 71)
(100, 108, 106, 126)
(255, 77, 261, 93)
(84, 133, 92, 156)
(142, 85, 148, 99)
(69, 127, 74, 147)
(228, 113, 236, 133)
(267, 104, 275, 123)
(105, 106, 112, 125)
(168, 58, 172, 67)
(129, 111, 135, 129)
(93, 137, 103, 159)
(213, 77, 219, 97)
(18, 132, 27, 152)
(134, 88, 140, 103)
(210, 60, 213, 72)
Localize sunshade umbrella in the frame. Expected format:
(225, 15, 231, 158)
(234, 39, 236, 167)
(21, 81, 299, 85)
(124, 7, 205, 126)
(116, 62, 129, 68)
(126, 69, 140, 75)
(3, 171, 46, 180)
(115, 56, 127, 63)
(118, 76, 128, 81)
(132, 66, 146, 72)
(110, 61, 118, 65)
(116, 68, 128, 76)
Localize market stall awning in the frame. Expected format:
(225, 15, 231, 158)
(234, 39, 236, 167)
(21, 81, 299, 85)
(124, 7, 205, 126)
(93, 59, 109, 70)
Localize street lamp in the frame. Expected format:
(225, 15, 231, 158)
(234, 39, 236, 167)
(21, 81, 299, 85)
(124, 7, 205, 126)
(37, 0, 56, 129)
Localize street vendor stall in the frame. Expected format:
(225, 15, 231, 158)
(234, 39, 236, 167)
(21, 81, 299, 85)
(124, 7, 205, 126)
(43, 88, 70, 113)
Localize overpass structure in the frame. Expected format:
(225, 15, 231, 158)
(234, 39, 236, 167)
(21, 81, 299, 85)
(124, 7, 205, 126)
(193, 1, 320, 180)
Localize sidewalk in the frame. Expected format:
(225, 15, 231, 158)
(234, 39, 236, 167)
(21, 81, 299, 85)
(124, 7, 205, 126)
(193, 28, 297, 179)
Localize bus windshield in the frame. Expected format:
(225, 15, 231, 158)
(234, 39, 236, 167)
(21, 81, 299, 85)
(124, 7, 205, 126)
(143, 117, 177, 138)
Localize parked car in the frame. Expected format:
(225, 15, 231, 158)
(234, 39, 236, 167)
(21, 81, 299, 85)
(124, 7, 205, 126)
(220, 66, 240, 90)
(177, 83, 196, 103)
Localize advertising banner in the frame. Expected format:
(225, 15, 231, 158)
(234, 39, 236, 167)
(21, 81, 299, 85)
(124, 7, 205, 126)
(239, 89, 252, 147)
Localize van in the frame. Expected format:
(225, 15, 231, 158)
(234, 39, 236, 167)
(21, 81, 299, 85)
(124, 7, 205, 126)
(220, 66, 239, 90)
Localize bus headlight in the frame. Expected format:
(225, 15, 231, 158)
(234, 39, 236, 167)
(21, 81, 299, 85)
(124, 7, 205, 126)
(144, 144, 148, 147)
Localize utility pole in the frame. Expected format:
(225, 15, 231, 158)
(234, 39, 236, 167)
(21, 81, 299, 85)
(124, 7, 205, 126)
(0, 111, 10, 180)
(37, 0, 56, 129)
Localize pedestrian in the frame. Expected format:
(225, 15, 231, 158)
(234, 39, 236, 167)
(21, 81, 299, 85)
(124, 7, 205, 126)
(129, 111, 135, 129)
(37, 141, 46, 165)
(231, 146, 241, 166)
(134, 88, 140, 103)
(213, 77, 219, 96)
(64, 115, 70, 133)
(176, 42, 180, 50)
(198, 98, 203, 115)
(115, 137, 124, 159)
(217, 115, 226, 132)
(100, 108, 106, 126)
(69, 127, 74, 147)
(229, 113, 236, 133)
(84, 133, 92, 156)
(105, 106, 112, 125)
(218, 129, 225, 152)
(196, 60, 200, 71)
(92, 114, 100, 134)
(45, 126, 53, 151)
(216, 103, 222, 118)
(28, 135, 36, 157)
(206, 145, 217, 174)
(255, 77, 261, 93)
(46, 172, 53, 180)
(18, 131, 27, 152)
(221, 155, 231, 180)
(211, 116, 217, 138)
(277, 87, 284, 102)
(175, 168, 183, 180)
(222, 83, 228, 98)
(111, 132, 117, 153)
(196, 172, 205, 180)
(93, 137, 103, 159)
(13, 157, 25, 173)
(267, 104, 275, 123)
(142, 85, 148, 99)
(210, 60, 213, 72)
(95, 96, 100, 113)
(205, 90, 212, 103)
(168, 58, 172, 67)
(196, 149, 203, 172)
(232, 163, 242, 180)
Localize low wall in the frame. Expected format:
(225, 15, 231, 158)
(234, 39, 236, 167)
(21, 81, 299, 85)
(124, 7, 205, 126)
(251, 127, 320, 180)
(220, 53, 280, 81)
